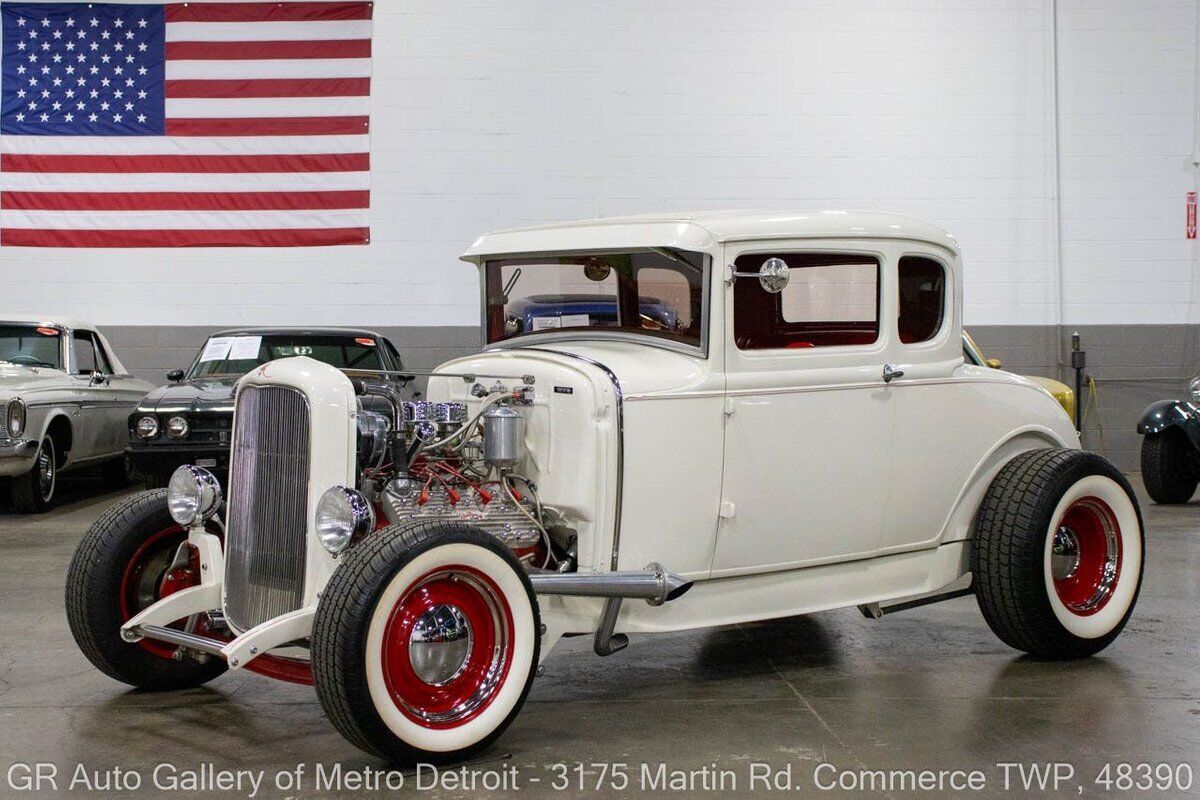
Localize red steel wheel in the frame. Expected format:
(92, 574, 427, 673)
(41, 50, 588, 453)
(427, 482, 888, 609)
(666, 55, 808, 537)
(117, 524, 197, 660)
(379, 566, 514, 729)
(1049, 497, 1122, 616)
(311, 521, 540, 763)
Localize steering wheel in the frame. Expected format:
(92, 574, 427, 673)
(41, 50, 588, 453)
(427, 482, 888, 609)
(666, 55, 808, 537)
(8, 355, 48, 367)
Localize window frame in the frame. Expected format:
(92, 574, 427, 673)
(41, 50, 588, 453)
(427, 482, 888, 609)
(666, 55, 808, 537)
(479, 249, 712, 359)
(895, 250, 952, 352)
(729, 248, 885, 353)
(71, 330, 110, 376)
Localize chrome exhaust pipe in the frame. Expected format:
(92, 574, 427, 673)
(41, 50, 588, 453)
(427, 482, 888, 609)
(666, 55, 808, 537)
(528, 562, 691, 607)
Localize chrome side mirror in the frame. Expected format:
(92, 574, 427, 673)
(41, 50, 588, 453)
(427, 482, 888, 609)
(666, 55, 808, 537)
(729, 257, 791, 293)
(89, 371, 108, 386)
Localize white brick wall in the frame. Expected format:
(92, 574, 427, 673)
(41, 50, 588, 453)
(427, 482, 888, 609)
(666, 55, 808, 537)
(1, 0, 1196, 328)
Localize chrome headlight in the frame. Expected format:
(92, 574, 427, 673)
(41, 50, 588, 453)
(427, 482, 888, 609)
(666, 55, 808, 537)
(1188, 375, 1200, 403)
(6, 397, 26, 438)
(135, 415, 159, 439)
(166, 415, 189, 439)
(316, 486, 375, 554)
(166, 465, 222, 526)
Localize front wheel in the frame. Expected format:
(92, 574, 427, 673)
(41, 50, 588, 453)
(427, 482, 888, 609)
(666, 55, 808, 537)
(972, 448, 1144, 659)
(1141, 430, 1198, 504)
(312, 521, 540, 763)
(11, 435, 56, 513)
(65, 489, 226, 689)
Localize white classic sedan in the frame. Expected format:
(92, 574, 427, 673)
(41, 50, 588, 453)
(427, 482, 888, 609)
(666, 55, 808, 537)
(0, 316, 152, 512)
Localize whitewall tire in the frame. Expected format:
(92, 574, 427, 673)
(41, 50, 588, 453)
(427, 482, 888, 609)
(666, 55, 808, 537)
(311, 521, 540, 762)
(972, 448, 1144, 659)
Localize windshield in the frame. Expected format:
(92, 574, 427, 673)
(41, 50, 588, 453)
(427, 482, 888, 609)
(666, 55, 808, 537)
(189, 334, 385, 379)
(0, 325, 63, 369)
(484, 249, 707, 349)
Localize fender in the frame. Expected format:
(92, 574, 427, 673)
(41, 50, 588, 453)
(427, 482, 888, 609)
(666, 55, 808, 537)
(1137, 400, 1200, 448)
(935, 426, 1072, 547)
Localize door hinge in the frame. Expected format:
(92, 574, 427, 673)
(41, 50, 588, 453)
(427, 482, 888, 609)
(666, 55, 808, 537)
(723, 396, 735, 416)
(719, 501, 737, 519)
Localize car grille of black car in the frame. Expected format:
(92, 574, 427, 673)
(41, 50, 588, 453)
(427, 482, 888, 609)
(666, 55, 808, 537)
(223, 385, 310, 632)
(188, 414, 233, 445)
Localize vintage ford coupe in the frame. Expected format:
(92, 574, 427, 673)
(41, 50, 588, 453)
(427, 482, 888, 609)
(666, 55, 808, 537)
(67, 212, 1144, 763)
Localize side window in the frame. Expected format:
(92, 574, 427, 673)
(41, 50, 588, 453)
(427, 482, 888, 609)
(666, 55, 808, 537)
(72, 332, 98, 374)
(897, 256, 946, 344)
(383, 338, 404, 370)
(733, 252, 879, 350)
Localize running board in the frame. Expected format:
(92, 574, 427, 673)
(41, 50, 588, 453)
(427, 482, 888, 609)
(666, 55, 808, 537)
(857, 582, 975, 619)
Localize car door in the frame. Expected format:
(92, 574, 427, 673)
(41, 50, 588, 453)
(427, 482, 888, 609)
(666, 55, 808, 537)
(877, 249, 973, 552)
(69, 330, 107, 459)
(711, 243, 896, 575)
(90, 333, 143, 456)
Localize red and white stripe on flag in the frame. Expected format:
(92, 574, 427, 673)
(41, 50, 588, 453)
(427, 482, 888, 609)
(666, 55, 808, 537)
(1, 1, 372, 247)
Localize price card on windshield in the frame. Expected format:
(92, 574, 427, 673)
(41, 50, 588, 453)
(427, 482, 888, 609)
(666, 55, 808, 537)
(199, 337, 234, 362)
(229, 336, 262, 360)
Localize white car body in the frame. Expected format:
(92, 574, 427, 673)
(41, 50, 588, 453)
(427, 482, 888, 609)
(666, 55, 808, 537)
(121, 211, 1080, 668)
(0, 314, 152, 480)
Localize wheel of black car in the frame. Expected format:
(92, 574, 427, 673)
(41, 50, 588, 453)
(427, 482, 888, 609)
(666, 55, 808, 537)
(11, 435, 56, 514)
(1141, 430, 1198, 504)
(101, 452, 134, 488)
(312, 521, 540, 763)
(65, 489, 226, 690)
(972, 448, 1144, 659)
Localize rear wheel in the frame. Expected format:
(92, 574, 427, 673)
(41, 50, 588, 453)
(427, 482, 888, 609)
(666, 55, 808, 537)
(65, 489, 226, 689)
(11, 435, 56, 514)
(972, 448, 1144, 659)
(312, 521, 540, 763)
(1141, 430, 1198, 504)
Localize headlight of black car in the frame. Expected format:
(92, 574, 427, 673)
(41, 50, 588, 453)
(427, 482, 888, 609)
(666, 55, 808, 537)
(135, 415, 159, 439)
(166, 415, 189, 439)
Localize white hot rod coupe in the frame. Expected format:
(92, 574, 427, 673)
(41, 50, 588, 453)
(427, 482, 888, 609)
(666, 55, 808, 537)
(67, 212, 1144, 763)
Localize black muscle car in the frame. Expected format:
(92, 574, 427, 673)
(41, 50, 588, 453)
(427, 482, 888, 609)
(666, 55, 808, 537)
(128, 327, 408, 487)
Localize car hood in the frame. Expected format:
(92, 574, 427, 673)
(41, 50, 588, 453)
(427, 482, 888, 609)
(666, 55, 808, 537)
(138, 376, 240, 414)
(0, 362, 70, 395)
(456, 338, 712, 398)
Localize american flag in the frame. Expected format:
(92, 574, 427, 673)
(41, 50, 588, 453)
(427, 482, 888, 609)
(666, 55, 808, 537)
(0, 1, 371, 247)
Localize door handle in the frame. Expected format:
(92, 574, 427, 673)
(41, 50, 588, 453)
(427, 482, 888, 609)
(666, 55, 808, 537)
(882, 364, 905, 383)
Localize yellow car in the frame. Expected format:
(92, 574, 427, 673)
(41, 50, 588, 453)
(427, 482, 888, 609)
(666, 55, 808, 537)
(963, 331, 1075, 420)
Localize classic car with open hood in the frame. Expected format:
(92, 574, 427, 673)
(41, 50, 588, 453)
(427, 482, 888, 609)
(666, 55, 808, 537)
(67, 212, 1144, 763)
(0, 315, 152, 512)
(128, 328, 408, 487)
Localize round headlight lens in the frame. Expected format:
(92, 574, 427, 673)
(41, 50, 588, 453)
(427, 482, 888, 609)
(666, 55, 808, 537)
(1188, 376, 1200, 403)
(166, 465, 222, 526)
(6, 397, 26, 438)
(316, 486, 375, 554)
(166, 415, 189, 439)
(135, 415, 159, 439)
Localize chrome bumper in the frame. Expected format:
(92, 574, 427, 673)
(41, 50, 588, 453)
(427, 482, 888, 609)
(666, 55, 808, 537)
(0, 438, 37, 476)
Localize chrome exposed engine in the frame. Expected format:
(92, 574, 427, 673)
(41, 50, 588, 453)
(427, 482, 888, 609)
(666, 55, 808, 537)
(353, 385, 573, 569)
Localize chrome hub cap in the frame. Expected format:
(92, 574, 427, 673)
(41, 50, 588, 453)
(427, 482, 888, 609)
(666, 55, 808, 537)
(36, 447, 54, 500)
(1051, 497, 1123, 615)
(1050, 525, 1081, 581)
(409, 603, 473, 686)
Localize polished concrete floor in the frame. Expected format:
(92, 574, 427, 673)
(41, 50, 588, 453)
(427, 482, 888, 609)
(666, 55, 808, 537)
(0, 474, 1197, 799)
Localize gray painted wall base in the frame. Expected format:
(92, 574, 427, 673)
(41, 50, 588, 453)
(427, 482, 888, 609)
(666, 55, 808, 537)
(105, 324, 1198, 471)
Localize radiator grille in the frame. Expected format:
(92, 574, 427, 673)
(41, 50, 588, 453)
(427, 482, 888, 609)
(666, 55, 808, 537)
(223, 385, 311, 632)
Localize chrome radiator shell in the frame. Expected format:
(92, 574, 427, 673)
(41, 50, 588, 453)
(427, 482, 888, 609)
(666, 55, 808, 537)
(223, 385, 312, 632)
